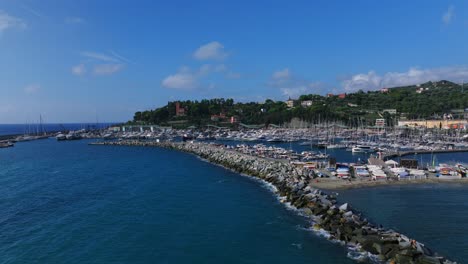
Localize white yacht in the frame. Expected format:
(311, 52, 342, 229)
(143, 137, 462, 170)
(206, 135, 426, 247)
(351, 145, 375, 153)
(56, 133, 66, 141)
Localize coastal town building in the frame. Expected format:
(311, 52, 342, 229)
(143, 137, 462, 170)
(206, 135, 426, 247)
(375, 118, 385, 127)
(211, 113, 226, 121)
(326, 93, 346, 98)
(398, 119, 468, 129)
(230, 116, 238, 124)
(383, 109, 397, 115)
(380, 88, 389, 93)
(286, 98, 295, 108)
(109, 126, 121, 132)
(300, 100, 313, 107)
(416, 87, 429, 94)
(175, 102, 186, 116)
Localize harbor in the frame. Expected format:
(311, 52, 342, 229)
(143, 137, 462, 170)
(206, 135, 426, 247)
(3, 123, 467, 184)
(3, 122, 467, 262)
(90, 139, 468, 190)
(4, 1, 468, 263)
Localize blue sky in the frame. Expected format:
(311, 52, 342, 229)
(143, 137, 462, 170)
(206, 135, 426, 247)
(0, 0, 467, 123)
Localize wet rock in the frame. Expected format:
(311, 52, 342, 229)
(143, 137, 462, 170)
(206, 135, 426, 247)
(303, 208, 313, 216)
(343, 211, 353, 217)
(339, 203, 349, 211)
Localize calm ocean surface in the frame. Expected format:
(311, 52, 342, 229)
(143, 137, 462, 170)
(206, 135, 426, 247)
(338, 185, 468, 263)
(0, 139, 354, 264)
(0, 139, 467, 263)
(0, 123, 115, 136)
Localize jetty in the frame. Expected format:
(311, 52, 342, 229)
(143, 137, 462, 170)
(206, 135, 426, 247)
(383, 148, 468, 160)
(91, 140, 455, 264)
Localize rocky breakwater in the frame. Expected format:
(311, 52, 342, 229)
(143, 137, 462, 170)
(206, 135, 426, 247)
(93, 141, 455, 264)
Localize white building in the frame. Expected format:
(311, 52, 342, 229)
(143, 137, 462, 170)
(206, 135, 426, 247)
(286, 98, 295, 108)
(383, 109, 397, 115)
(375, 119, 385, 127)
(301, 100, 313, 107)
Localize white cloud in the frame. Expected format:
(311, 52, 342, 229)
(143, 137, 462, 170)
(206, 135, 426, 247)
(24, 84, 40, 94)
(71, 64, 86, 76)
(341, 71, 381, 92)
(193, 41, 228, 60)
(442, 5, 455, 25)
(341, 66, 468, 92)
(65, 16, 85, 24)
(161, 63, 238, 90)
(74, 51, 130, 76)
(81, 51, 120, 62)
(269, 68, 326, 98)
(109, 50, 134, 64)
(280, 83, 324, 98)
(196, 64, 227, 74)
(93, 64, 124, 75)
(272, 68, 291, 80)
(162, 69, 198, 90)
(20, 4, 46, 19)
(0, 10, 26, 34)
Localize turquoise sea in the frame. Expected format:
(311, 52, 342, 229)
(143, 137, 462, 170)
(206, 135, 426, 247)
(0, 139, 467, 263)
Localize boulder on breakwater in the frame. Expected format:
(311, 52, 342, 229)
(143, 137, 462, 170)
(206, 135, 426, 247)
(93, 140, 456, 264)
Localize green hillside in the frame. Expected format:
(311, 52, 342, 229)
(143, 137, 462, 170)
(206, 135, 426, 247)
(131, 80, 468, 127)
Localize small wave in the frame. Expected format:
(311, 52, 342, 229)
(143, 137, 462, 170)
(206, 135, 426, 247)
(295, 224, 309, 231)
(291, 243, 303, 250)
(193, 153, 385, 263)
(281, 201, 300, 213)
(347, 247, 382, 263)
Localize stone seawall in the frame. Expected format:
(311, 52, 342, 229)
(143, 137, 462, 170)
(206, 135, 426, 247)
(92, 141, 455, 264)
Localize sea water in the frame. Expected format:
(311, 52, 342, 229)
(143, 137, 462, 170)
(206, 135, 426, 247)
(338, 184, 468, 263)
(0, 139, 355, 264)
(0, 123, 115, 136)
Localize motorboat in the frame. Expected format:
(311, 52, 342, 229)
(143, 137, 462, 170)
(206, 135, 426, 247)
(352, 145, 375, 153)
(56, 133, 66, 141)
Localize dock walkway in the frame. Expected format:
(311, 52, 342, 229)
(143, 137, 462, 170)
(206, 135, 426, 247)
(383, 148, 468, 160)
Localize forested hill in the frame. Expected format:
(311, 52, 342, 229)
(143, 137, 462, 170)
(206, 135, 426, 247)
(132, 80, 468, 127)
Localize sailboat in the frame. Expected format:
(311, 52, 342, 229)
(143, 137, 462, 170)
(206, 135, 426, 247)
(428, 153, 437, 173)
(36, 115, 49, 139)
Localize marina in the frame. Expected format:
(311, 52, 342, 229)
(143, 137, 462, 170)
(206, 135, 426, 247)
(3, 123, 467, 184)
(3, 1, 468, 263)
(2, 124, 467, 263)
